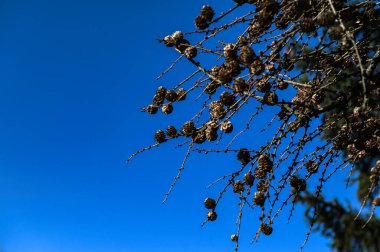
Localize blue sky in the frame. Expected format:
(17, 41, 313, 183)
(0, 0, 358, 251)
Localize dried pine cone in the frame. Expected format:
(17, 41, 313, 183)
(201, 5, 215, 22)
(250, 59, 265, 75)
(181, 121, 196, 137)
(205, 81, 219, 95)
(166, 125, 178, 138)
(260, 223, 273, 235)
(171, 31, 183, 42)
(195, 15, 209, 30)
(254, 167, 267, 179)
(220, 91, 235, 107)
(153, 94, 165, 105)
(156, 86, 167, 97)
(176, 39, 190, 52)
(146, 105, 158, 114)
(237, 148, 250, 165)
(165, 90, 178, 102)
(224, 43, 237, 60)
(207, 211, 218, 221)
(204, 197, 216, 209)
(220, 121, 233, 133)
(185, 46, 197, 59)
(233, 78, 249, 93)
(209, 101, 226, 120)
(233, 180, 245, 193)
(192, 130, 206, 144)
(176, 88, 186, 101)
(258, 154, 273, 173)
(162, 104, 173, 114)
(163, 35, 175, 47)
(206, 123, 218, 141)
(230, 234, 238, 242)
(244, 172, 254, 186)
(257, 180, 269, 192)
(239, 45, 255, 64)
(154, 130, 166, 143)
(253, 191, 265, 206)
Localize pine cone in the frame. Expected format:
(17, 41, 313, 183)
(185, 46, 198, 59)
(156, 86, 167, 97)
(146, 105, 158, 114)
(176, 88, 186, 101)
(154, 130, 166, 143)
(220, 121, 233, 133)
(165, 90, 178, 102)
(257, 180, 269, 192)
(260, 223, 273, 235)
(195, 15, 209, 30)
(166, 125, 178, 138)
(237, 148, 250, 165)
(258, 154, 273, 173)
(253, 191, 265, 206)
(204, 197, 216, 209)
(201, 5, 215, 22)
(207, 211, 218, 221)
(239, 45, 255, 64)
(181, 121, 196, 137)
(220, 91, 235, 107)
(233, 180, 245, 193)
(230, 234, 238, 242)
(233, 78, 249, 93)
(162, 104, 173, 114)
(244, 172, 254, 186)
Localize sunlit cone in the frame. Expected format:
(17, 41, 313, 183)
(233, 78, 249, 93)
(185, 46, 198, 59)
(230, 234, 238, 242)
(207, 211, 217, 221)
(253, 191, 265, 206)
(220, 121, 233, 133)
(163, 35, 175, 47)
(162, 104, 173, 114)
(224, 43, 237, 60)
(171, 31, 183, 42)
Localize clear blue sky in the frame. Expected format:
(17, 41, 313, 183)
(0, 0, 356, 251)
